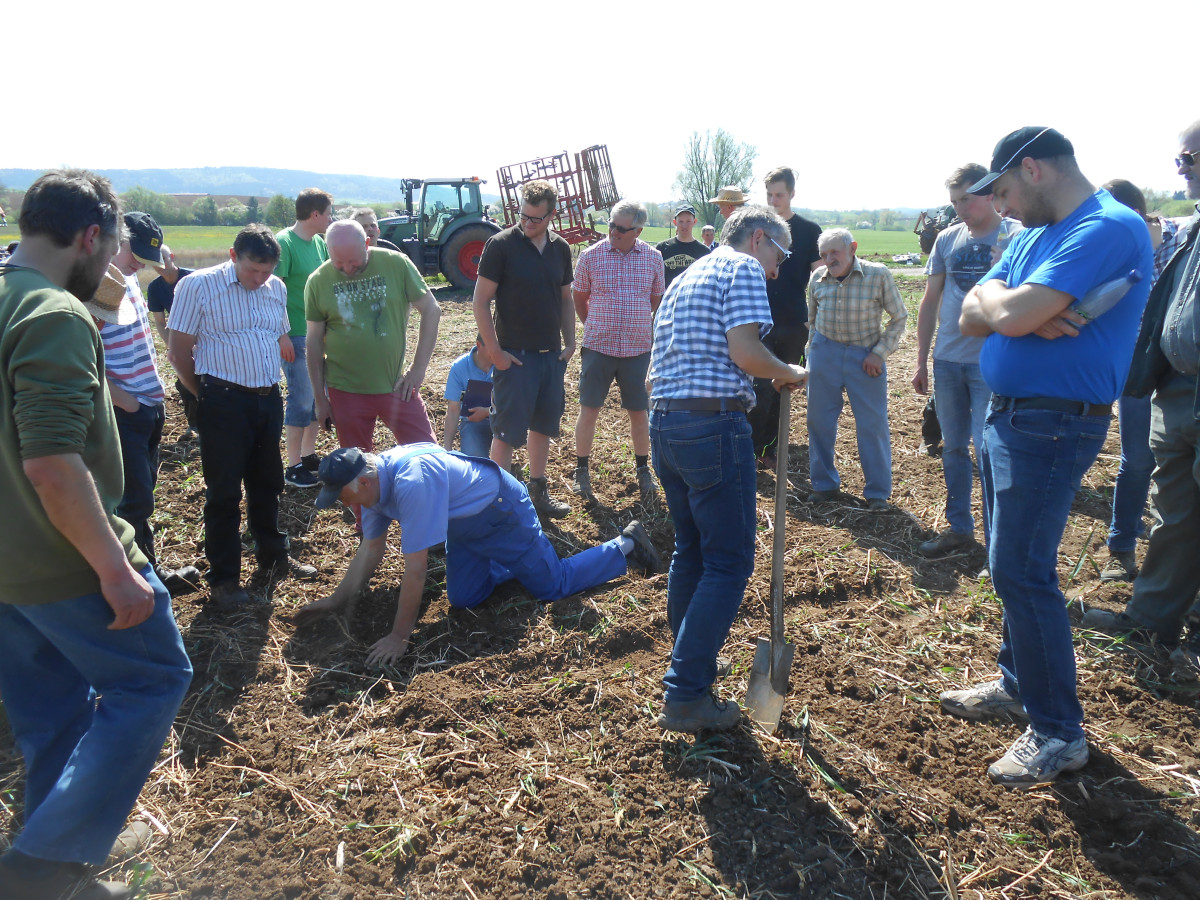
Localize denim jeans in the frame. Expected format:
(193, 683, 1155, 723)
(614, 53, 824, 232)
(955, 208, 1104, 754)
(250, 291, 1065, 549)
(806, 332, 892, 499)
(651, 409, 757, 702)
(1108, 393, 1154, 553)
(114, 401, 165, 568)
(197, 381, 288, 584)
(282, 334, 316, 428)
(933, 359, 991, 542)
(982, 404, 1109, 742)
(458, 418, 494, 458)
(0, 568, 191, 865)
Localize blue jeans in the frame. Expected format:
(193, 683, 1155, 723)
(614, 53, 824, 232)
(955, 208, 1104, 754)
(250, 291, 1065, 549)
(282, 335, 316, 428)
(933, 359, 991, 542)
(458, 418, 494, 458)
(114, 401, 165, 568)
(1108, 394, 1154, 553)
(651, 409, 757, 702)
(806, 332, 892, 499)
(982, 404, 1108, 742)
(0, 568, 192, 865)
(444, 465, 626, 608)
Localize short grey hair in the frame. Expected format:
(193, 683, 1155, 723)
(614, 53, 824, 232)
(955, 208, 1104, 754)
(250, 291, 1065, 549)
(721, 205, 789, 252)
(701, 224, 716, 233)
(609, 199, 648, 228)
(360, 452, 382, 480)
(818, 228, 854, 251)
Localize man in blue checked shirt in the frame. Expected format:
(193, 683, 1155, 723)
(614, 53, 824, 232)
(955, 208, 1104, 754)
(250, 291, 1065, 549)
(648, 206, 808, 734)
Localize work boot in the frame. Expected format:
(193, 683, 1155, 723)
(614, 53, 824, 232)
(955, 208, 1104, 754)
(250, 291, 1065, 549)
(0, 853, 130, 900)
(1099, 550, 1138, 583)
(259, 555, 319, 581)
(528, 476, 569, 519)
(940, 680, 1029, 722)
(987, 726, 1088, 788)
(210, 582, 253, 613)
(1080, 607, 1151, 641)
(156, 564, 202, 595)
(622, 520, 660, 575)
(636, 465, 658, 503)
(919, 529, 973, 557)
(571, 466, 594, 501)
(657, 690, 742, 733)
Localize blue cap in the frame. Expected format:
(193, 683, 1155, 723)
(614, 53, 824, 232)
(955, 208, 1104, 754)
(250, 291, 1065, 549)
(314, 447, 367, 509)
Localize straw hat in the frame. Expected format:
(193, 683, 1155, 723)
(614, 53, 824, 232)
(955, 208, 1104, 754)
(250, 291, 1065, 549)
(83, 264, 137, 326)
(707, 186, 749, 205)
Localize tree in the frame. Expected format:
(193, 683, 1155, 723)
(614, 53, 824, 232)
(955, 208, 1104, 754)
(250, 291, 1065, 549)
(218, 203, 248, 227)
(264, 194, 293, 227)
(192, 196, 218, 226)
(672, 129, 757, 229)
(122, 186, 184, 226)
(245, 196, 261, 225)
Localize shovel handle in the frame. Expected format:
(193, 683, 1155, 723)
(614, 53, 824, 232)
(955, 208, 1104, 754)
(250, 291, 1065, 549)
(771, 388, 790, 648)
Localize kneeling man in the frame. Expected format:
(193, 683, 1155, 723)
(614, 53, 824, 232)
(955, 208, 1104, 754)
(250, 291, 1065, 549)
(298, 445, 660, 665)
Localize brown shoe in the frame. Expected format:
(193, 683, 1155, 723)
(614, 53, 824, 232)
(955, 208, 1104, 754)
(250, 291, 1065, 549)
(657, 690, 742, 733)
(259, 556, 318, 581)
(1099, 550, 1137, 583)
(528, 476, 570, 518)
(210, 582, 253, 612)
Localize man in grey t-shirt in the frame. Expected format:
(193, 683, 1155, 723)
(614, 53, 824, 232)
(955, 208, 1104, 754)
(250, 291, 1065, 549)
(913, 163, 1017, 556)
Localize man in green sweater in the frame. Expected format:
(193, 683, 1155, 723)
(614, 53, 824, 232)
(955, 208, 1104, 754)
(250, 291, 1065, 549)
(0, 170, 192, 900)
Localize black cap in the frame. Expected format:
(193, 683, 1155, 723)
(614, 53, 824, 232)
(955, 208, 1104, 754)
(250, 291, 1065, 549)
(969, 127, 1075, 195)
(314, 447, 367, 509)
(674, 204, 697, 217)
(124, 211, 165, 266)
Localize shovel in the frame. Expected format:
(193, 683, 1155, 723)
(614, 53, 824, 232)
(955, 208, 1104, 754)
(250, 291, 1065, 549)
(745, 386, 796, 732)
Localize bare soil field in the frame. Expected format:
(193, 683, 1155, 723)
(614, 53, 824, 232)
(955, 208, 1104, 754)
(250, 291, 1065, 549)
(4, 277, 1200, 899)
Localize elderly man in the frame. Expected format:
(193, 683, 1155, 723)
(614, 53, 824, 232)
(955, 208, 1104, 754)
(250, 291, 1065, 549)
(1082, 121, 1200, 673)
(806, 229, 907, 509)
(939, 127, 1152, 788)
(276, 188, 333, 488)
(306, 219, 440, 529)
(472, 179, 576, 518)
(170, 225, 317, 610)
(913, 164, 1016, 555)
(571, 199, 665, 503)
(0, 170, 191, 899)
(295, 445, 659, 666)
(709, 186, 748, 221)
(649, 206, 808, 733)
(656, 204, 710, 289)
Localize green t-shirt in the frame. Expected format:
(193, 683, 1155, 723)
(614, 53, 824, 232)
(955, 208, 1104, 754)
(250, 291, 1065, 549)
(275, 227, 328, 336)
(305, 248, 429, 394)
(0, 266, 147, 605)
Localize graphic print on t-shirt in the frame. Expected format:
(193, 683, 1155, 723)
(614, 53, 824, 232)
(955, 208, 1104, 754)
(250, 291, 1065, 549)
(950, 241, 996, 293)
(333, 275, 388, 334)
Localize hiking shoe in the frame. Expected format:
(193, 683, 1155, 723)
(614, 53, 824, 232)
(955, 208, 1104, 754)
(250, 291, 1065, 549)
(1168, 643, 1200, 681)
(636, 465, 658, 502)
(571, 466, 594, 500)
(302, 453, 321, 472)
(110, 820, 152, 861)
(156, 564, 202, 595)
(987, 726, 1088, 788)
(866, 498, 889, 512)
(622, 520, 660, 575)
(657, 690, 742, 733)
(919, 529, 973, 557)
(1099, 550, 1138, 583)
(715, 656, 733, 678)
(0, 855, 130, 900)
(210, 582, 253, 612)
(1080, 607, 1151, 640)
(808, 488, 841, 503)
(259, 556, 318, 581)
(285, 463, 319, 488)
(940, 680, 1029, 722)
(528, 476, 569, 518)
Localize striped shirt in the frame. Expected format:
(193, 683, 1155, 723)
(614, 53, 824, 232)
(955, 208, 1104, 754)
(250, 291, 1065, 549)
(574, 239, 665, 357)
(170, 260, 289, 388)
(808, 257, 907, 357)
(99, 276, 165, 404)
(649, 246, 772, 407)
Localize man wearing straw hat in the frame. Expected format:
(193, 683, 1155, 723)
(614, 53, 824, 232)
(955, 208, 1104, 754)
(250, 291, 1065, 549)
(709, 185, 748, 221)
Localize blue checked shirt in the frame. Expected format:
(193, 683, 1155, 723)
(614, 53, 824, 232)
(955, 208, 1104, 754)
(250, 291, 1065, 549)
(649, 246, 772, 408)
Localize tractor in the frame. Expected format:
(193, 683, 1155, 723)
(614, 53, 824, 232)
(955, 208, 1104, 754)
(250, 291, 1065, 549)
(913, 203, 959, 255)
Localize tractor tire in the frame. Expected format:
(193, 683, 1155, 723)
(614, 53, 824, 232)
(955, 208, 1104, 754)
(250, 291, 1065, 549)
(440, 225, 496, 290)
(919, 225, 939, 255)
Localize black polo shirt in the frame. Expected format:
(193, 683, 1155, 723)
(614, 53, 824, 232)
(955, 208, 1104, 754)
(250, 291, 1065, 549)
(766, 213, 822, 330)
(477, 225, 573, 351)
(146, 267, 195, 315)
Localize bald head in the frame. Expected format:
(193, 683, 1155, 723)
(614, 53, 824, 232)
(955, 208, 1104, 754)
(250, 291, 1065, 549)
(1179, 120, 1200, 200)
(327, 219, 369, 277)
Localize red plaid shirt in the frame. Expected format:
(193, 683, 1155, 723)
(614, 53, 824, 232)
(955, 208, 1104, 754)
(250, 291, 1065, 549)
(574, 239, 664, 357)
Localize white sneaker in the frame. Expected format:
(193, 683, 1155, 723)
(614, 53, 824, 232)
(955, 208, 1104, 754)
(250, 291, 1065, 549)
(987, 726, 1088, 788)
(940, 680, 1029, 722)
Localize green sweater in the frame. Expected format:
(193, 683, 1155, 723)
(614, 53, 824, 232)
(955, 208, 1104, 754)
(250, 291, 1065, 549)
(0, 266, 147, 605)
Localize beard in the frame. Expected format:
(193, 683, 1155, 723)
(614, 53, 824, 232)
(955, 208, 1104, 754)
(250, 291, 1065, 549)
(64, 251, 110, 302)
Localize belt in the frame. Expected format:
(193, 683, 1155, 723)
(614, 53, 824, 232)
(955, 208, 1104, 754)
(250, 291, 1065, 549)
(992, 395, 1112, 417)
(201, 374, 278, 396)
(652, 397, 747, 413)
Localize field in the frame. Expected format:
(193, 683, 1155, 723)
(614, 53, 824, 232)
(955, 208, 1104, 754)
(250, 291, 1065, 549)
(4, 281, 1200, 899)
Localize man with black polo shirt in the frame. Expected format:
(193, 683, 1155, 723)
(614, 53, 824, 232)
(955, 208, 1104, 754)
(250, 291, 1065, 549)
(656, 204, 710, 289)
(472, 179, 576, 518)
(147, 245, 198, 436)
(749, 166, 823, 465)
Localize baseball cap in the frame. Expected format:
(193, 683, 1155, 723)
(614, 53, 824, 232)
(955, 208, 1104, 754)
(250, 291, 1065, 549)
(124, 211, 165, 266)
(314, 447, 367, 509)
(674, 204, 697, 217)
(969, 127, 1075, 195)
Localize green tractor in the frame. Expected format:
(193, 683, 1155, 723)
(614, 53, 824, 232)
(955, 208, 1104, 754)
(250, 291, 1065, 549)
(377, 177, 501, 289)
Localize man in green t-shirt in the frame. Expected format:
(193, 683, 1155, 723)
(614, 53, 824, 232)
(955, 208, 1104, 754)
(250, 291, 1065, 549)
(275, 188, 333, 488)
(306, 220, 441, 529)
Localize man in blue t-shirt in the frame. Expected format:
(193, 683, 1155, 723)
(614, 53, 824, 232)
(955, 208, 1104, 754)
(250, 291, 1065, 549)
(938, 127, 1152, 789)
(295, 445, 659, 667)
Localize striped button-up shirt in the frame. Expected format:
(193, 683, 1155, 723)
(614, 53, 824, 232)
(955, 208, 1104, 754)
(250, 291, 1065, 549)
(808, 257, 907, 357)
(574, 238, 664, 357)
(170, 260, 289, 388)
(99, 276, 166, 404)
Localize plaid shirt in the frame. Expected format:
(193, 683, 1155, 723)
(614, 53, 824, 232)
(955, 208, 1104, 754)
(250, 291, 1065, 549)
(649, 246, 772, 407)
(574, 238, 664, 357)
(808, 257, 907, 357)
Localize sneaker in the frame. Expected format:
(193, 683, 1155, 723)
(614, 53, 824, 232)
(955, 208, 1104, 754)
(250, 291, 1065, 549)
(156, 565, 202, 595)
(919, 529, 973, 557)
(657, 689, 742, 733)
(285, 463, 319, 488)
(528, 476, 569, 519)
(715, 656, 733, 678)
(987, 725, 1089, 788)
(571, 466, 594, 500)
(622, 520, 660, 575)
(866, 498, 889, 512)
(210, 582, 253, 612)
(1099, 550, 1138, 583)
(110, 821, 152, 861)
(976, 566, 991, 581)
(636, 465, 658, 502)
(302, 453, 321, 472)
(259, 556, 319, 581)
(940, 680, 1029, 722)
(1080, 607, 1150, 640)
(808, 488, 841, 503)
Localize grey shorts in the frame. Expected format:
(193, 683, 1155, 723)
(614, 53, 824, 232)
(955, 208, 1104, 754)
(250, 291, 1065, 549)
(491, 349, 567, 447)
(578, 348, 650, 410)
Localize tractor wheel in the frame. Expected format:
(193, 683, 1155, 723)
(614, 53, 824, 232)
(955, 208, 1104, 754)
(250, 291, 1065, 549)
(441, 225, 495, 290)
(919, 225, 939, 255)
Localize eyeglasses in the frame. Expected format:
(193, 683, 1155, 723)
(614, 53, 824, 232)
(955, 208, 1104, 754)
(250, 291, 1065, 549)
(1176, 151, 1199, 167)
(519, 211, 551, 224)
(767, 234, 791, 265)
(608, 222, 638, 235)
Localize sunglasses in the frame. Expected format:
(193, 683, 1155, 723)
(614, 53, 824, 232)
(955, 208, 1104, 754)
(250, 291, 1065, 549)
(519, 211, 551, 224)
(608, 222, 639, 235)
(1176, 151, 1199, 167)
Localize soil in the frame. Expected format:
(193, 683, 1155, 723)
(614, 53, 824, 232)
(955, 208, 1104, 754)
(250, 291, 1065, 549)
(5, 276, 1200, 900)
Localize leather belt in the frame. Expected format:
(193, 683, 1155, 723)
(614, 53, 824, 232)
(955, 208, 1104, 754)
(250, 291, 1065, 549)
(992, 395, 1112, 417)
(652, 397, 747, 413)
(201, 374, 278, 396)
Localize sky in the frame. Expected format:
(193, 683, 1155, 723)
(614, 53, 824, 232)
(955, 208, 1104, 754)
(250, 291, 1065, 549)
(8, 2, 1190, 211)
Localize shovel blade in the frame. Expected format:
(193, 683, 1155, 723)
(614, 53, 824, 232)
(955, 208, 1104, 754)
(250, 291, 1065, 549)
(745, 636, 796, 732)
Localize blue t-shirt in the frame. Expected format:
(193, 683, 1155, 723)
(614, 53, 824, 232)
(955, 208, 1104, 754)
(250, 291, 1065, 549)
(362, 444, 499, 552)
(979, 190, 1153, 404)
(443, 348, 494, 417)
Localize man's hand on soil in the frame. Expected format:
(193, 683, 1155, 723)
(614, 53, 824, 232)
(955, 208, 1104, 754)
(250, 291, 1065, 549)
(366, 632, 410, 668)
